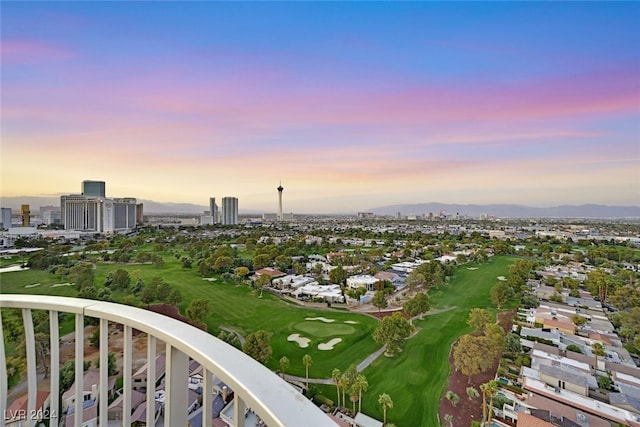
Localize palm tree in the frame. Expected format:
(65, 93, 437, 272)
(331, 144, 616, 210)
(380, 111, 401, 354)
(592, 342, 605, 372)
(354, 374, 369, 413)
(302, 354, 313, 388)
(338, 374, 349, 410)
(480, 380, 498, 426)
(378, 393, 393, 426)
(332, 368, 342, 408)
(279, 356, 289, 379)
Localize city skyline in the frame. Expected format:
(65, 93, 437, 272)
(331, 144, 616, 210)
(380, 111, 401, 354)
(2, 2, 639, 214)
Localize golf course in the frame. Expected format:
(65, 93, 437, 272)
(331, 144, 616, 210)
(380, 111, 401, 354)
(0, 250, 515, 427)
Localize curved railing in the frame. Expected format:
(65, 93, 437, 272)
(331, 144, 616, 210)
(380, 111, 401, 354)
(0, 294, 337, 427)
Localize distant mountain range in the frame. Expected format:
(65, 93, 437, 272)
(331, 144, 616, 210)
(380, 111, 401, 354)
(1, 196, 639, 218)
(368, 203, 640, 219)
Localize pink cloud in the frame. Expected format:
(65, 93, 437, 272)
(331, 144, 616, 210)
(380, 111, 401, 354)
(0, 40, 74, 64)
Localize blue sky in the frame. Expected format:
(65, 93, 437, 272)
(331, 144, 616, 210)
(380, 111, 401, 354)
(2, 1, 639, 213)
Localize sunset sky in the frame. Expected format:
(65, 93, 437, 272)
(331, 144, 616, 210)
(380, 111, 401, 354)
(2, 2, 639, 214)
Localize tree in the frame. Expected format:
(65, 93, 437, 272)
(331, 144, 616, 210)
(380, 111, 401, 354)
(354, 373, 368, 413)
(181, 257, 193, 269)
(453, 335, 493, 382)
(490, 281, 511, 309)
(234, 266, 250, 281)
(505, 333, 522, 354)
(484, 323, 505, 356)
(378, 393, 393, 426)
(372, 290, 388, 313)
(95, 351, 117, 376)
(445, 390, 460, 407)
(140, 282, 156, 304)
(302, 354, 313, 388)
(592, 342, 605, 371)
(111, 269, 131, 290)
(585, 269, 615, 305)
(185, 299, 211, 325)
(166, 288, 182, 306)
(279, 356, 289, 379)
(70, 263, 94, 290)
(256, 273, 273, 294)
(405, 271, 426, 292)
(253, 254, 271, 270)
(338, 373, 349, 409)
(153, 255, 164, 268)
(609, 285, 640, 310)
(373, 312, 413, 356)
(89, 328, 100, 348)
(413, 292, 430, 318)
(243, 330, 272, 364)
(480, 380, 498, 425)
(467, 308, 492, 333)
(404, 292, 430, 323)
(332, 368, 342, 407)
(329, 265, 347, 284)
(213, 255, 234, 273)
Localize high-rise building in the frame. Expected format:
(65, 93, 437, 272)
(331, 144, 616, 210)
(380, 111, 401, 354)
(61, 194, 136, 233)
(136, 203, 144, 225)
(61, 195, 104, 231)
(209, 197, 219, 224)
(82, 180, 106, 197)
(111, 198, 137, 231)
(1, 208, 12, 230)
(221, 197, 238, 225)
(277, 182, 284, 221)
(20, 205, 31, 227)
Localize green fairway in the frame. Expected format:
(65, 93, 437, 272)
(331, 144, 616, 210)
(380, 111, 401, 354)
(0, 258, 379, 378)
(352, 256, 514, 427)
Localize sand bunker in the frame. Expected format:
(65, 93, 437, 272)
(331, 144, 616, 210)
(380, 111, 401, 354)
(287, 334, 310, 348)
(344, 320, 358, 324)
(467, 267, 479, 270)
(305, 317, 335, 323)
(25, 283, 41, 288)
(497, 276, 507, 281)
(51, 283, 73, 287)
(202, 278, 217, 282)
(318, 338, 342, 350)
(0, 265, 29, 273)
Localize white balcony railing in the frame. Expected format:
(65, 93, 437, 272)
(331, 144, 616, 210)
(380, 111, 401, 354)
(1, 294, 337, 427)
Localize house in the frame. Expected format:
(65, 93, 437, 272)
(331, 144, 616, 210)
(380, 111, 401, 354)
(538, 364, 590, 396)
(61, 370, 103, 412)
(61, 369, 116, 427)
(64, 399, 98, 427)
(108, 389, 146, 421)
(4, 390, 50, 426)
(132, 353, 167, 392)
(252, 267, 286, 281)
(346, 275, 379, 292)
(523, 394, 610, 427)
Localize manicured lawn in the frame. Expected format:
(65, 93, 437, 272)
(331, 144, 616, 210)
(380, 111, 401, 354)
(345, 256, 515, 427)
(0, 268, 77, 297)
(0, 258, 379, 378)
(1, 252, 515, 426)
